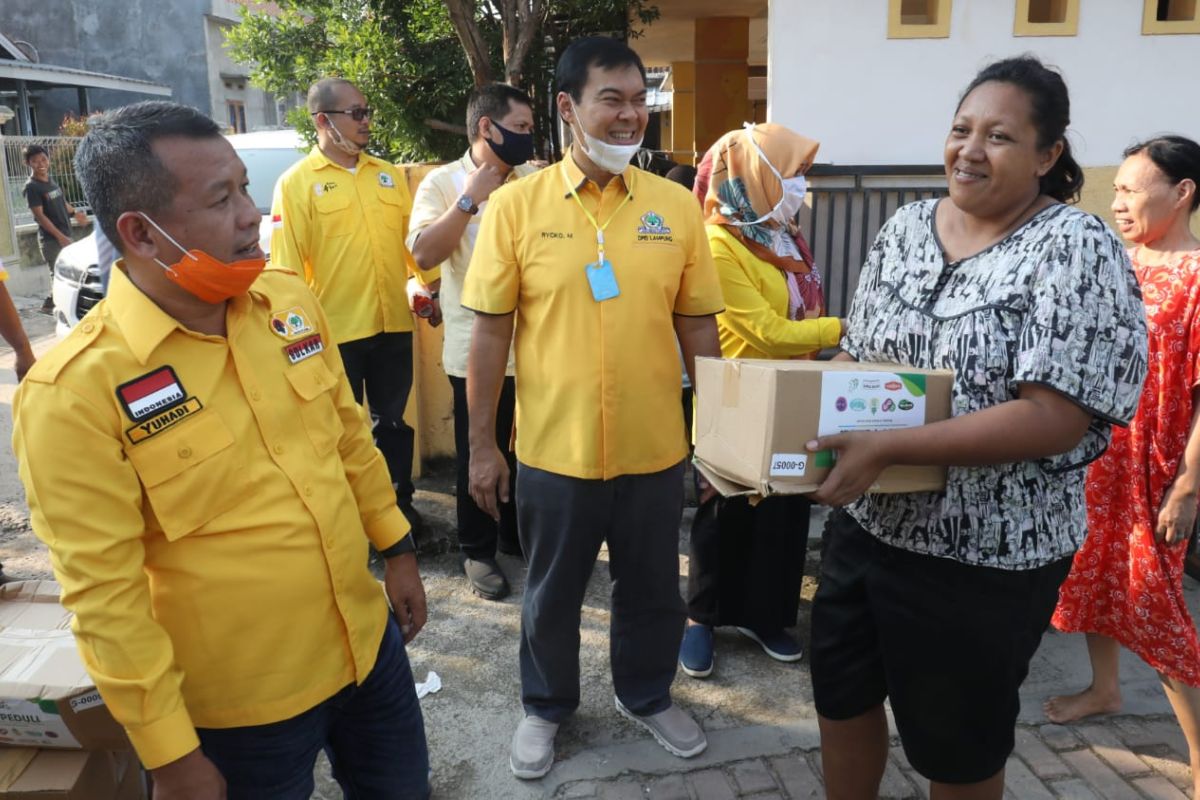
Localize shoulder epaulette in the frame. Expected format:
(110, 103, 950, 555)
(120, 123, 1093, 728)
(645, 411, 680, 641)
(25, 316, 104, 384)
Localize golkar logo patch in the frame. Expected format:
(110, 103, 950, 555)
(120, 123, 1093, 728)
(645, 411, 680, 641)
(116, 367, 187, 422)
(270, 306, 313, 340)
(284, 333, 324, 364)
(636, 211, 673, 243)
(126, 398, 203, 444)
(378, 172, 395, 188)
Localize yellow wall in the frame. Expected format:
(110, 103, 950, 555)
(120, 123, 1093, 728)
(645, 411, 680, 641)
(400, 164, 457, 472)
(1077, 166, 1119, 230)
(669, 61, 696, 166)
(694, 18, 750, 161)
(1078, 165, 1200, 240)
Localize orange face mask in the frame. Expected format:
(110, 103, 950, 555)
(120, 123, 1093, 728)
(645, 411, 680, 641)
(141, 214, 265, 303)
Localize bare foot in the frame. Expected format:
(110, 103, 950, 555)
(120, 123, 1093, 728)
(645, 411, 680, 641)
(1044, 687, 1122, 723)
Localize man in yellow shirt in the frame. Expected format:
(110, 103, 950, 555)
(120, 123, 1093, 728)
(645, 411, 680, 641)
(407, 83, 538, 601)
(463, 37, 724, 779)
(13, 101, 430, 799)
(271, 78, 438, 532)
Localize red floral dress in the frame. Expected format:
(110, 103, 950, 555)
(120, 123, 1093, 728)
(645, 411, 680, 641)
(1052, 249, 1200, 686)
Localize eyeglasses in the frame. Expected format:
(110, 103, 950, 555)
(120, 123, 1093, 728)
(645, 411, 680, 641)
(316, 107, 374, 122)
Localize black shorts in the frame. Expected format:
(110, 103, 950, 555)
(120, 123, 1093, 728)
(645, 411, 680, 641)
(810, 510, 1071, 784)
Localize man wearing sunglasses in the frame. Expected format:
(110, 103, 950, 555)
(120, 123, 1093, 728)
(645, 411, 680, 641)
(272, 78, 440, 537)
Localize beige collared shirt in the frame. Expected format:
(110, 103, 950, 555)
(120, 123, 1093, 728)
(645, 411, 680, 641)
(405, 151, 536, 377)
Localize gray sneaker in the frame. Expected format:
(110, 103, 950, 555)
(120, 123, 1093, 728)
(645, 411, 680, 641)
(614, 697, 707, 758)
(510, 715, 558, 779)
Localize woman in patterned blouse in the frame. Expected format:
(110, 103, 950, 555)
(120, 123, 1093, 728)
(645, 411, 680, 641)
(1048, 136, 1200, 800)
(805, 57, 1149, 800)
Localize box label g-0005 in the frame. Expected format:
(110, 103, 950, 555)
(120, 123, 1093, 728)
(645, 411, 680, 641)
(769, 453, 808, 477)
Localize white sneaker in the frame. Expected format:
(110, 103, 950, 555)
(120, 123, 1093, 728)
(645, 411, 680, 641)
(509, 715, 558, 779)
(614, 697, 707, 758)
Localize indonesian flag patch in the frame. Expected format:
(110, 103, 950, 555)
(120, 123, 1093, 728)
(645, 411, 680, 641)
(116, 367, 187, 422)
(284, 333, 324, 364)
(272, 213, 283, 230)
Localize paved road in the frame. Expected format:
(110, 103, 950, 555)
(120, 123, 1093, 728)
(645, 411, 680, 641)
(3, 293, 1197, 799)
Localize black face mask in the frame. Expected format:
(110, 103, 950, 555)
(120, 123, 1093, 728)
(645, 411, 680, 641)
(484, 120, 535, 166)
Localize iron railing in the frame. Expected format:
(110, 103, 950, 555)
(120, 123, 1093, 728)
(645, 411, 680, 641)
(803, 165, 948, 317)
(2, 135, 89, 228)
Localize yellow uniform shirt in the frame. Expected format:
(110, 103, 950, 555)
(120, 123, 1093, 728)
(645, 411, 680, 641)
(462, 150, 724, 480)
(12, 266, 410, 769)
(269, 146, 438, 344)
(405, 151, 536, 378)
(708, 225, 842, 360)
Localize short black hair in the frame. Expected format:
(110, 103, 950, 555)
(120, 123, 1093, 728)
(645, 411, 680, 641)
(1124, 135, 1200, 213)
(23, 144, 47, 164)
(466, 84, 533, 142)
(555, 36, 646, 102)
(74, 101, 222, 250)
(307, 77, 358, 115)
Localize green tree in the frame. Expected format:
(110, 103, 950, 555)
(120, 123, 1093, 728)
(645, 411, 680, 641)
(228, 0, 473, 161)
(227, 0, 658, 161)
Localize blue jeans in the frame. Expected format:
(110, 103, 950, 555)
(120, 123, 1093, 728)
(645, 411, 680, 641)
(197, 616, 430, 799)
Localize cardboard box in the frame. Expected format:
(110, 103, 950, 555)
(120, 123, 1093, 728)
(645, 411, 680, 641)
(0, 748, 143, 799)
(0, 582, 128, 751)
(693, 358, 954, 497)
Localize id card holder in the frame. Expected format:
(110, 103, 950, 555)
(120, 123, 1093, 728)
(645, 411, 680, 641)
(585, 259, 620, 302)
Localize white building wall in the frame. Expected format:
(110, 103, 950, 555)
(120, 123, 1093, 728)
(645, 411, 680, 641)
(768, 0, 1200, 166)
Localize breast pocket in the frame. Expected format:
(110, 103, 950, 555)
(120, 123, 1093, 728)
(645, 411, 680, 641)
(124, 410, 249, 541)
(285, 357, 346, 457)
(315, 189, 354, 238)
(376, 184, 410, 231)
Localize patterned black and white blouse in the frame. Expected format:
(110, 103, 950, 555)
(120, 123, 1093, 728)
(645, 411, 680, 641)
(842, 199, 1148, 570)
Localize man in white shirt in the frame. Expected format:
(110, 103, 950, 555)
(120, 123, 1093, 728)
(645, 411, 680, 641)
(407, 84, 537, 600)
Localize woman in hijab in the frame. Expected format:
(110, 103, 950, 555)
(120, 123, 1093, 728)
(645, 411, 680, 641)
(679, 123, 843, 679)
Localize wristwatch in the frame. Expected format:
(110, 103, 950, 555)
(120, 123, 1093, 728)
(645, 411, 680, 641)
(456, 194, 479, 215)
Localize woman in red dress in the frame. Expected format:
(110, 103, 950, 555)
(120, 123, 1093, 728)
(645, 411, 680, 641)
(1049, 135, 1200, 798)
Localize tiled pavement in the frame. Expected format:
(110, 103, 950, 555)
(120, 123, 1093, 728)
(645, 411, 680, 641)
(554, 717, 1196, 799)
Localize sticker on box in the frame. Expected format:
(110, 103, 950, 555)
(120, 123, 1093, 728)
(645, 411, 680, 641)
(769, 453, 808, 477)
(69, 689, 105, 714)
(0, 698, 81, 748)
(818, 372, 927, 436)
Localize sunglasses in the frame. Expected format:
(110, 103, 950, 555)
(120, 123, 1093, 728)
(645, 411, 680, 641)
(317, 107, 374, 122)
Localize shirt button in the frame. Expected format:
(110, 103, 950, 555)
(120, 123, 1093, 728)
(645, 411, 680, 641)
(304, 485, 314, 497)
(81, 322, 94, 334)
(178, 446, 193, 459)
(273, 444, 285, 455)
(250, 389, 262, 401)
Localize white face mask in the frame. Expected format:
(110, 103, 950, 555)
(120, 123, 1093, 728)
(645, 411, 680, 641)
(325, 117, 362, 156)
(723, 124, 806, 229)
(568, 99, 642, 175)
(773, 175, 807, 228)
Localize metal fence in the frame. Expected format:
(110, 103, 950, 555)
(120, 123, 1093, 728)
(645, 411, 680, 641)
(803, 165, 948, 317)
(2, 135, 88, 227)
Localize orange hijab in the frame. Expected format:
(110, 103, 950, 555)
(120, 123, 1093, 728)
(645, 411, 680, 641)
(697, 123, 825, 319)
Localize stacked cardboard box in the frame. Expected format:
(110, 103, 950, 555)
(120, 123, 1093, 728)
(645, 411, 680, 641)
(0, 582, 144, 799)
